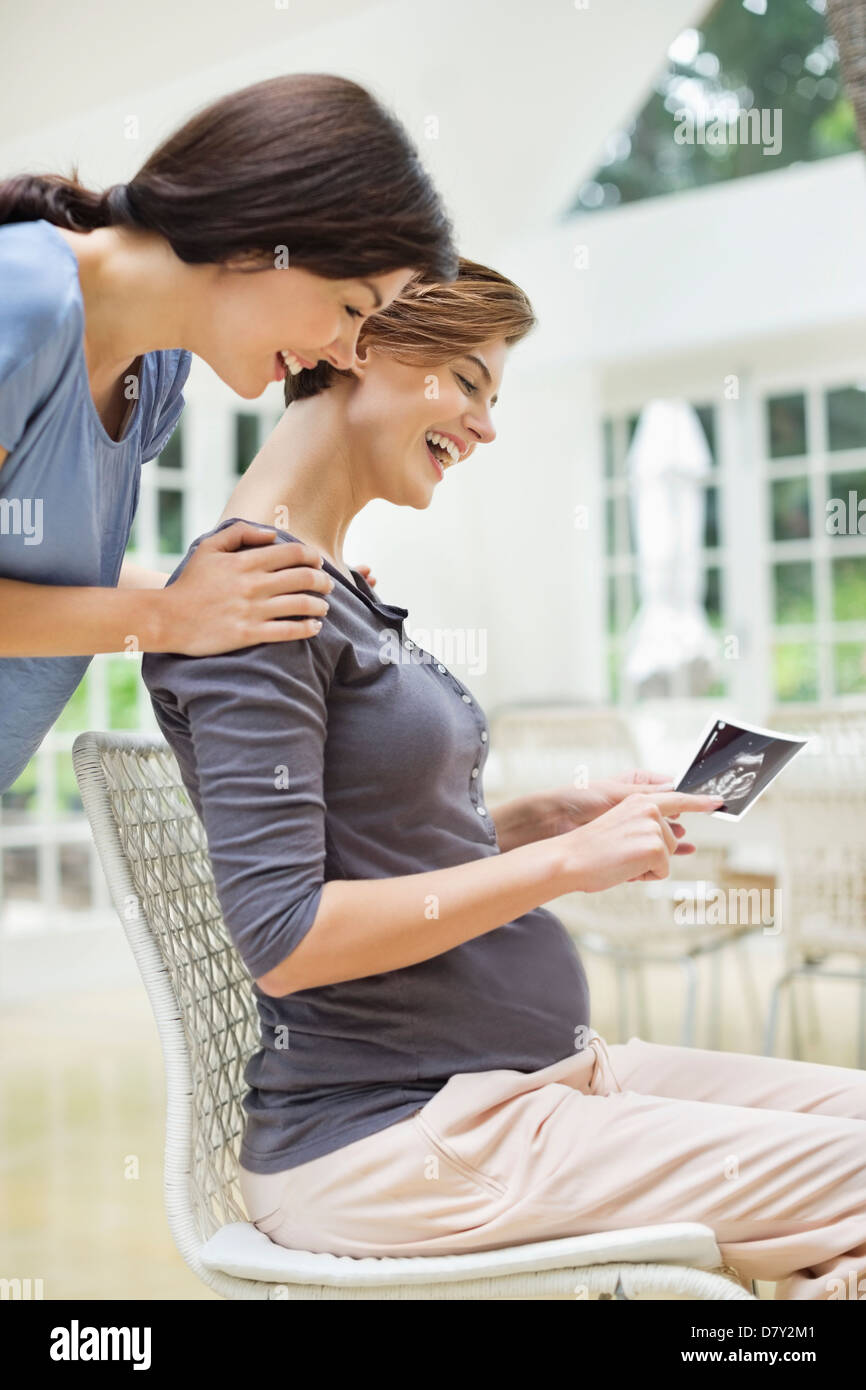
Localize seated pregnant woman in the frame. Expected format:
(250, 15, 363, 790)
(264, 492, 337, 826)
(143, 263, 866, 1301)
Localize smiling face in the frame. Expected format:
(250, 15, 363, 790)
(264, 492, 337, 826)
(203, 262, 415, 399)
(341, 336, 508, 508)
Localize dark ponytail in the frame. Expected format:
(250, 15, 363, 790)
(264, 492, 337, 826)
(0, 73, 457, 283)
(0, 172, 135, 234)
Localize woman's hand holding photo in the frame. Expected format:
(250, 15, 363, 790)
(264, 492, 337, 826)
(556, 790, 725, 893)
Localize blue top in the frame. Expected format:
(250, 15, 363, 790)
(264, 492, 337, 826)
(0, 218, 192, 792)
(143, 518, 592, 1175)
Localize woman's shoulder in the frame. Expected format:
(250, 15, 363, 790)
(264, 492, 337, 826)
(140, 347, 192, 461)
(0, 219, 82, 357)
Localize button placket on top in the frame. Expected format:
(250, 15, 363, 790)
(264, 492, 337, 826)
(401, 629, 495, 841)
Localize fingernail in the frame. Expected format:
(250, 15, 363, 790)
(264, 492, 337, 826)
(311, 620, 322, 631)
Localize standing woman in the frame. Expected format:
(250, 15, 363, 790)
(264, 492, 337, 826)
(0, 72, 456, 792)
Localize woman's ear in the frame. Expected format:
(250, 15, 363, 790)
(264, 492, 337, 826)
(349, 343, 371, 381)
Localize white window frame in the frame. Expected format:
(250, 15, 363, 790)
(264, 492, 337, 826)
(601, 358, 866, 717)
(0, 392, 282, 930)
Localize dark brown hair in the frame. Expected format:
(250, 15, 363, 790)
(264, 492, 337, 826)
(284, 257, 536, 405)
(0, 74, 457, 282)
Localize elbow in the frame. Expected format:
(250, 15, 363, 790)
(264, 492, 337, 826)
(251, 891, 326, 997)
(255, 962, 299, 998)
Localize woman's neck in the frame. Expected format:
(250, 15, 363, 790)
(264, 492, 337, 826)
(223, 388, 369, 576)
(55, 225, 196, 385)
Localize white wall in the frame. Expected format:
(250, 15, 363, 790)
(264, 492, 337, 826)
(11, 1, 861, 719)
(0, 0, 707, 254)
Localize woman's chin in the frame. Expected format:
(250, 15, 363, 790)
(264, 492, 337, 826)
(380, 477, 437, 510)
(219, 367, 266, 400)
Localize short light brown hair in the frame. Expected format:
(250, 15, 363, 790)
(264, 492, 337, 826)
(284, 257, 535, 405)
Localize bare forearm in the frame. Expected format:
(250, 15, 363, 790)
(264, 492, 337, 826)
(257, 835, 574, 997)
(0, 577, 166, 656)
(118, 559, 170, 591)
(490, 789, 563, 852)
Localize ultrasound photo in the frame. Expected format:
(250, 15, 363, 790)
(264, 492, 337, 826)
(674, 718, 808, 821)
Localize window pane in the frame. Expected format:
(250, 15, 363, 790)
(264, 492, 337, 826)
(107, 657, 141, 730)
(2, 845, 38, 900)
(772, 642, 818, 702)
(607, 572, 638, 634)
(704, 565, 723, 629)
(605, 497, 615, 554)
(767, 393, 806, 458)
(157, 425, 182, 469)
(60, 844, 91, 908)
(826, 469, 866, 539)
(157, 490, 184, 555)
(605, 495, 634, 557)
(771, 477, 811, 540)
(834, 642, 866, 695)
(704, 485, 720, 548)
(832, 556, 866, 621)
(607, 642, 621, 703)
(54, 671, 89, 732)
(1, 759, 38, 816)
(826, 386, 866, 452)
(694, 404, 716, 466)
(773, 560, 814, 624)
(602, 418, 615, 479)
(56, 752, 82, 817)
(606, 575, 617, 633)
(235, 413, 260, 476)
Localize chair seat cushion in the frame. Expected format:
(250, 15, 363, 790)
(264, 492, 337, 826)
(200, 1221, 723, 1286)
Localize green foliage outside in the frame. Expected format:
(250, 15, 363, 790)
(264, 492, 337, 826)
(572, 0, 859, 214)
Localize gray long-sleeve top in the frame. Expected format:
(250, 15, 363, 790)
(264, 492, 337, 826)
(142, 518, 591, 1174)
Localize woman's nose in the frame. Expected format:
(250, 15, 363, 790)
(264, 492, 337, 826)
(469, 412, 496, 446)
(322, 323, 363, 372)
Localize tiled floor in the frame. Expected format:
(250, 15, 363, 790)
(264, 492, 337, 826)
(1, 932, 862, 1301)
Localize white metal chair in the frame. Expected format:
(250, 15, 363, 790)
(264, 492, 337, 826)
(488, 704, 765, 1050)
(553, 874, 766, 1052)
(72, 730, 754, 1300)
(486, 703, 642, 798)
(762, 706, 866, 1064)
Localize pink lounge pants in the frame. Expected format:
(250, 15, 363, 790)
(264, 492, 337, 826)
(239, 1031, 866, 1300)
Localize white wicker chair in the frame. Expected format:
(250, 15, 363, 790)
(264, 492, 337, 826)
(71, 730, 755, 1301)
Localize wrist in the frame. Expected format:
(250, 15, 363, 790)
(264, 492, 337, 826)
(537, 828, 586, 897)
(540, 786, 583, 838)
(491, 789, 563, 852)
(133, 587, 173, 653)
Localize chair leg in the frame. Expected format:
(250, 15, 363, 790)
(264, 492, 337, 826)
(735, 935, 764, 1054)
(616, 960, 630, 1042)
(803, 970, 822, 1047)
(789, 969, 803, 1060)
(680, 957, 699, 1047)
(707, 953, 722, 1051)
(763, 968, 794, 1057)
(634, 961, 652, 1039)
